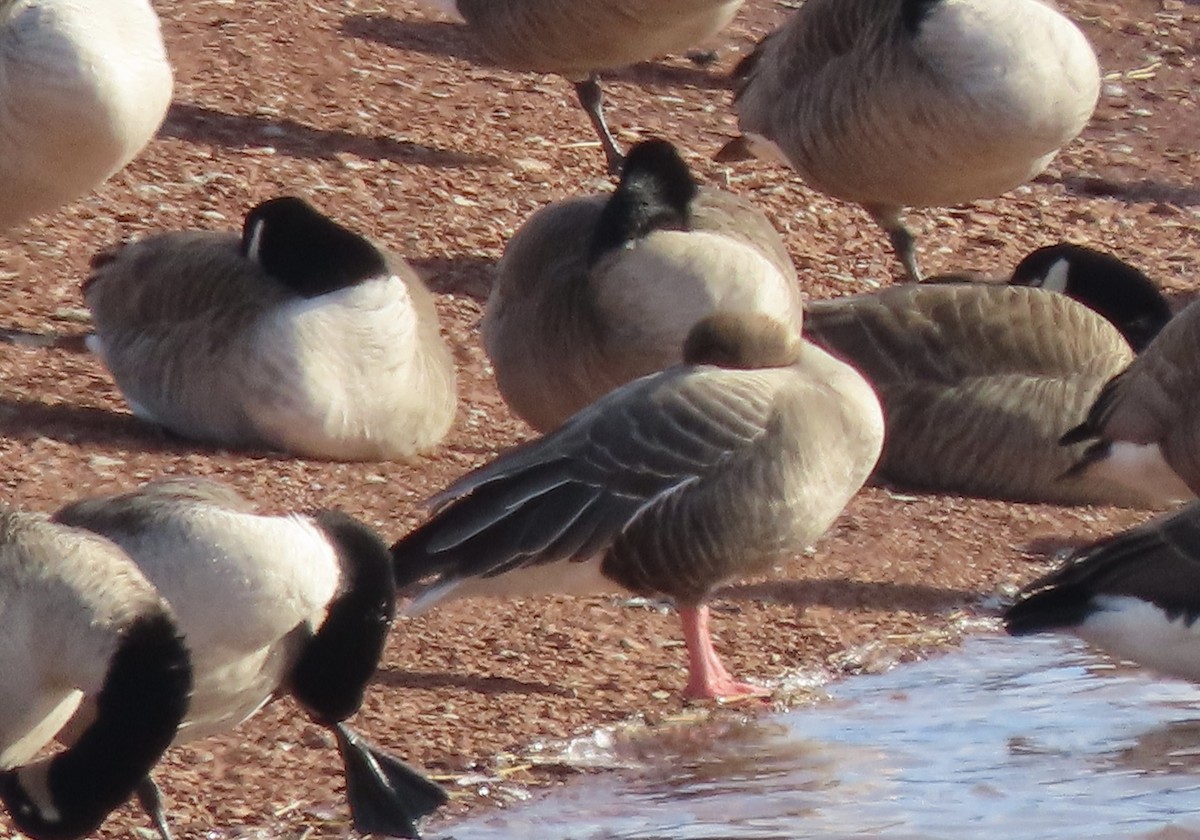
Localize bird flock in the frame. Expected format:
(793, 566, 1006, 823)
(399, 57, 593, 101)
(0, 0, 1196, 837)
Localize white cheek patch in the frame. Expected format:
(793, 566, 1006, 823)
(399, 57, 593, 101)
(1040, 257, 1070, 293)
(245, 218, 266, 264)
(1087, 441, 1195, 507)
(15, 761, 61, 825)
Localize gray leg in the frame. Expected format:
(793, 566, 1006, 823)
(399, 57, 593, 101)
(573, 76, 625, 175)
(866, 204, 923, 282)
(135, 776, 172, 840)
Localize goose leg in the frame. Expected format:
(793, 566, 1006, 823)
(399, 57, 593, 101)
(332, 722, 448, 838)
(678, 605, 769, 700)
(134, 776, 173, 840)
(865, 204, 923, 282)
(573, 76, 625, 175)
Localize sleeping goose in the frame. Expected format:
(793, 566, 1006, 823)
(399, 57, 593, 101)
(1, 0, 172, 232)
(1005, 501, 1200, 681)
(425, 0, 744, 171)
(1060, 294, 1200, 507)
(802, 282, 1170, 507)
(1007, 243, 1172, 354)
(483, 137, 803, 432)
(53, 478, 447, 839)
(0, 509, 190, 840)
(392, 312, 884, 700)
(83, 196, 458, 461)
(716, 0, 1100, 281)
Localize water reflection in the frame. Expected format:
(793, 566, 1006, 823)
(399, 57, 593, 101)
(434, 634, 1200, 839)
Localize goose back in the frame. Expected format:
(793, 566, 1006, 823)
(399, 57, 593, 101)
(483, 144, 802, 431)
(451, 0, 743, 78)
(84, 222, 457, 461)
(729, 0, 1099, 208)
(802, 283, 1159, 506)
(396, 327, 883, 607)
(0, 0, 172, 231)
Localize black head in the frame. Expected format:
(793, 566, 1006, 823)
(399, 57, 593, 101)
(682, 312, 802, 370)
(588, 138, 698, 264)
(288, 511, 397, 724)
(901, 0, 942, 35)
(240, 196, 390, 298)
(1009, 243, 1172, 353)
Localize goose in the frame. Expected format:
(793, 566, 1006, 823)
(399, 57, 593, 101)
(801, 282, 1171, 507)
(53, 477, 447, 839)
(483, 137, 804, 432)
(1005, 501, 1200, 682)
(1, 0, 172, 232)
(425, 0, 744, 171)
(1059, 294, 1200, 507)
(0, 509, 190, 840)
(715, 0, 1100, 282)
(1007, 243, 1173, 354)
(392, 312, 885, 700)
(83, 196, 458, 461)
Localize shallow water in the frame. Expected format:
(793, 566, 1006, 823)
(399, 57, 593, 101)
(434, 633, 1200, 840)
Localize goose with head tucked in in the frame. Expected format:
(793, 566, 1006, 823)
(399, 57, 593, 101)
(53, 478, 447, 839)
(1060, 294, 1200, 507)
(425, 0, 744, 171)
(716, 0, 1100, 282)
(0, 509, 190, 840)
(483, 137, 803, 432)
(801, 282, 1171, 507)
(1, 0, 173, 232)
(393, 312, 884, 700)
(1005, 501, 1200, 682)
(83, 196, 458, 461)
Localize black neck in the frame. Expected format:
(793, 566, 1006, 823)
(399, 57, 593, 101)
(0, 611, 190, 840)
(288, 512, 397, 724)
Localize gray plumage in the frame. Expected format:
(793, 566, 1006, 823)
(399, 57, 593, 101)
(84, 197, 458, 461)
(483, 139, 803, 431)
(802, 283, 1167, 507)
(718, 0, 1100, 281)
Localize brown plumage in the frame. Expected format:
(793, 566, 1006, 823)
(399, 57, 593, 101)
(483, 138, 803, 432)
(802, 283, 1167, 507)
(432, 0, 744, 170)
(717, 0, 1100, 280)
(393, 312, 884, 699)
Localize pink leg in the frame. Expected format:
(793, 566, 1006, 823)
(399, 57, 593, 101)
(678, 604, 770, 701)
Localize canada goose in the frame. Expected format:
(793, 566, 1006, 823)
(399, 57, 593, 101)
(1060, 295, 1200, 507)
(53, 478, 447, 838)
(426, 0, 744, 171)
(1005, 501, 1200, 682)
(716, 0, 1100, 281)
(393, 312, 884, 699)
(483, 138, 804, 432)
(1, 0, 172, 232)
(801, 282, 1171, 507)
(0, 509, 190, 840)
(83, 196, 458, 461)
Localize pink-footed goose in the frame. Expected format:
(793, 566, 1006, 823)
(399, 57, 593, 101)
(83, 196, 458, 461)
(0, 510, 190, 840)
(802, 282, 1172, 507)
(484, 138, 803, 432)
(1, 0, 172, 232)
(54, 478, 447, 839)
(393, 313, 884, 700)
(424, 0, 744, 171)
(716, 0, 1100, 281)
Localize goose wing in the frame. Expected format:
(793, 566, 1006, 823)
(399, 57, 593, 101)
(391, 365, 780, 586)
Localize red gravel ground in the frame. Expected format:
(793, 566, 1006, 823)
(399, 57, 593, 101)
(0, 0, 1197, 836)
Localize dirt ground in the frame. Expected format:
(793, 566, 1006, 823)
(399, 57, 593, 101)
(1, 0, 1198, 836)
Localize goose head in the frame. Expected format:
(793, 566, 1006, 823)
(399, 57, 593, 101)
(240, 197, 390, 298)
